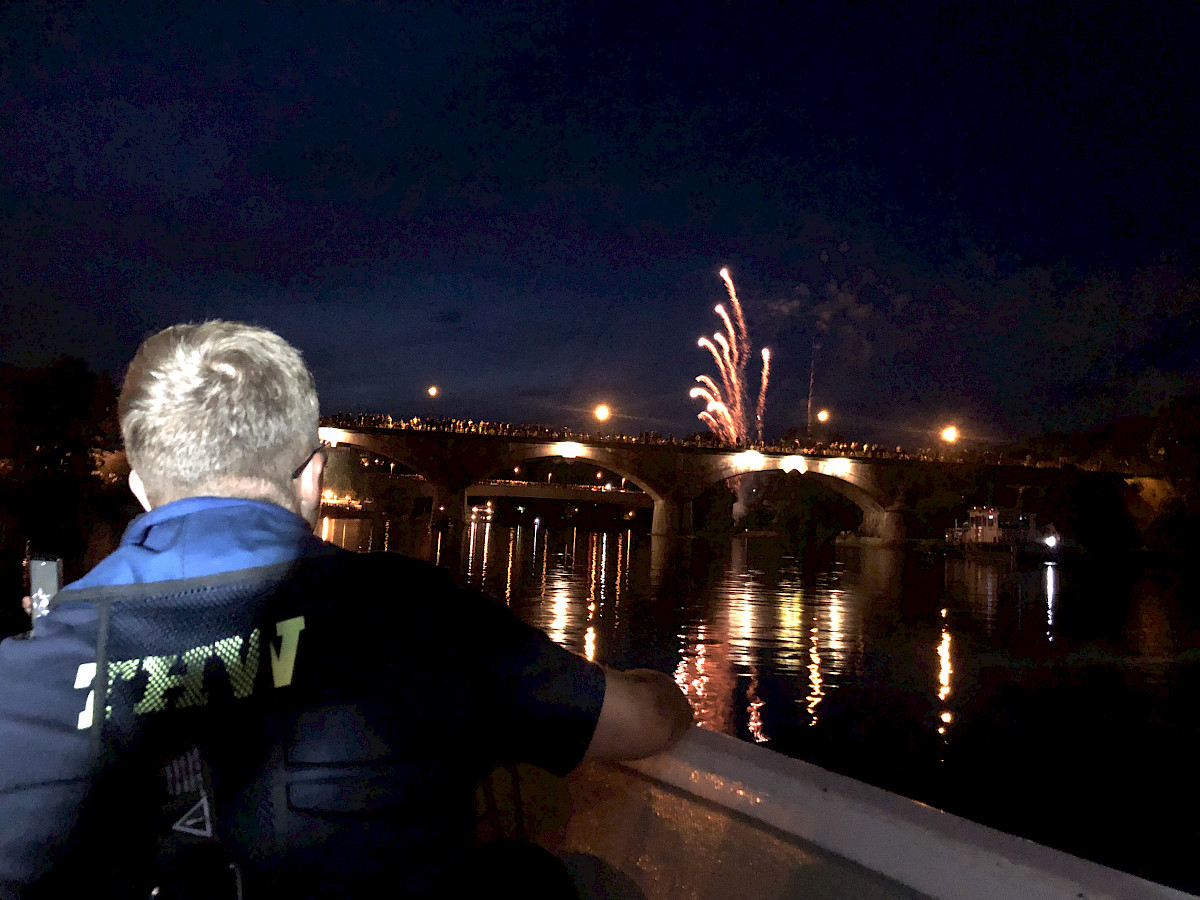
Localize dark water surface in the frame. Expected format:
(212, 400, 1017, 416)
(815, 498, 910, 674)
(327, 515, 1200, 892)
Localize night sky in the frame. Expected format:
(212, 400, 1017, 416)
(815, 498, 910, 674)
(2, 1, 1197, 446)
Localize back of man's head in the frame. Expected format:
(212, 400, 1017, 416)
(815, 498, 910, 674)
(119, 321, 319, 510)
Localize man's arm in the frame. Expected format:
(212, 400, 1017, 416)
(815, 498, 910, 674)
(584, 667, 693, 761)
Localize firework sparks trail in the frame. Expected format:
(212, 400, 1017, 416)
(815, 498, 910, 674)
(695, 374, 722, 398)
(689, 386, 716, 404)
(719, 268, 751, 361)
(712, 331, 743, 427)
(712, 331, 734, 371)
(714, 305, 736, 350)
(690, 269, 771, 444)
(698, 337, 739, 435)
(755, 348, 771, 444)
(697, 410, 721, 435)
(708, 401, 736, 431)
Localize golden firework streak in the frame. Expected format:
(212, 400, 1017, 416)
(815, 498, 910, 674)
(691, 269, 770, 444)
(756, 348, 771, 445)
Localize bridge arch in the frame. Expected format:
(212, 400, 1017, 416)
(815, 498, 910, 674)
(472, 443, 662, 503)
(682, 451, 903, 541)
(318, 427, 904, 540)
(319, 428, 673, 530)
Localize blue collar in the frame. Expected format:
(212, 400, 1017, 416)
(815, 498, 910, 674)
(65, 497, 330, 590)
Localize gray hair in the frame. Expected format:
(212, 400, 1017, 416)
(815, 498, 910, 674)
(119, 321, 319, 509)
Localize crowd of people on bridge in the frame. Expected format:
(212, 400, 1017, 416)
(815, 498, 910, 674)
(324, 412, 907, 455)
(322, 412, 1122, 472)
(325, 413, 948, 463)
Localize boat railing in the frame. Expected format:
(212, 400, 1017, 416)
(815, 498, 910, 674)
(483, 727, 1193, 900)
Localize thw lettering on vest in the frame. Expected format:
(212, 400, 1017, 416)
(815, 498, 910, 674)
(73, 616, 306, 730)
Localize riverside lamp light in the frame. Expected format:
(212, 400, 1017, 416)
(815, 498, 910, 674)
(594, 404, 611, 437)
(939, 425, 960, 461)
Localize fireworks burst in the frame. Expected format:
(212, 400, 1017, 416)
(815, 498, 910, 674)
(689, 268, 771, 444)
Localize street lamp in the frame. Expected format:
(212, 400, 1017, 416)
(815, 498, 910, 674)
(817, 409, 830, 423)
(594, 404, 611, 438)
(940, 425, 959, 443)
(424, 386, 440, 428)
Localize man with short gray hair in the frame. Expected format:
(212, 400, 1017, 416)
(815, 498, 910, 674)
(0, 320, 692, 899)
(120, 320, 323, 515)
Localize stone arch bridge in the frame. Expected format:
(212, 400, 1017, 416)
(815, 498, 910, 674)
(319, 426, 1119, 541)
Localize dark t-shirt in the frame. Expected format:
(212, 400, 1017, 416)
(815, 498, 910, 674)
(0, 549, 606, 898)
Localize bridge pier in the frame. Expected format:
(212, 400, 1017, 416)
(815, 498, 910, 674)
(651, 497, 693, 538)
(859, 505, 907, 543)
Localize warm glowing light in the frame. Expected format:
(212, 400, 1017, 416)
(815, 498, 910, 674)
(1044, 534, 1058, 548)
(553, 441, 585, 459)
(714, 304, 735, 340)
(938, 630, 952, 701)
(780, 455, 808, 474)
(427, 385, 438, 397)
(816, 409, 830, 423)
(732, 449, 765, 470)
(807, 624, 823, 725)
(1045, 562, 1057, 639)
(941, 425, 959, 443)
(818, 457, 852, 478)
(317, 426, 347, 446)
(754, 348, 770, 440)
(689, 268, 769, 443)
(706, 401, 734, 424)
(594, 404, 611, 422)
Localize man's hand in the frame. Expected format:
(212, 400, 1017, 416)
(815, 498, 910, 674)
(21, 596, 31, 614)
(584, 667, 693, 762)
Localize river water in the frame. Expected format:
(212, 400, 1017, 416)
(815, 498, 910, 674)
(321, 514, 1200, 893)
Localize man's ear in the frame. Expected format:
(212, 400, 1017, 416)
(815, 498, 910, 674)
(296, 451, 325, 524)
(128, 469, 153, 512)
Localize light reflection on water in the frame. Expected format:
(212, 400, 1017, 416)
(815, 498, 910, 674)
(321, 518, 912, 742)
(321, 514, 1200, 890)
(668, 560, 862, 738)
(321, 516, 1197, 736)
(317, 517, 1040, 741)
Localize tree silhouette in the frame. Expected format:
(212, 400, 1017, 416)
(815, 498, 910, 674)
(0, 357, 120, 587)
